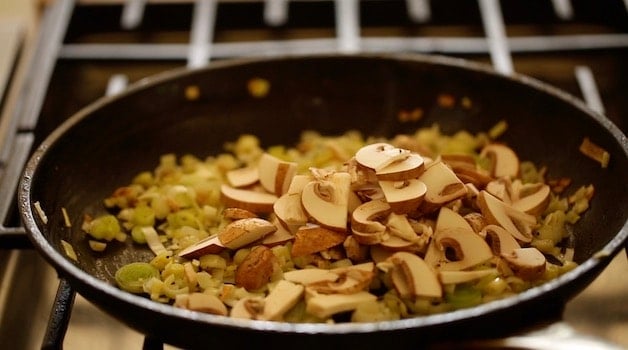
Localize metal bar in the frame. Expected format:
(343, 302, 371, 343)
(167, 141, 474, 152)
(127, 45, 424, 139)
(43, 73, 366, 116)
(335, 0, 360, 53)
(121, 0, 146, 30)
(406, 0, 431, 23)
(0, 133, 33, 226)
(187, 0, 217, 68)
(575, 66, 605, 115)
(551, 0, 574, 20)
(264, 0, 289, 26)
(478, 0, 513, 74)
(58, 33, 628, 61)
(41, 278, 76, 350)
(0, 0, 73, 162)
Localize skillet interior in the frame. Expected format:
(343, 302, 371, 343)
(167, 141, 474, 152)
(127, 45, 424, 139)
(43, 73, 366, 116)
(20, 54, 628, 348)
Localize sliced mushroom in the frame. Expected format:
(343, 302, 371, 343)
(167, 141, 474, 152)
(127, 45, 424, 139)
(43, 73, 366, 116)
(435, 206, 474, 233)
(185, 293, 228, 316)
(223, 207, 258, 220)
(305, 290, 377, 319)
(258, 153, 298, 196)
(351, 199, 391, 233)
(480, 143, 519, 179)
(262, 215, 295, 246)
(230, 296, 265, 319)
(307, 270, 372, 295)
(226, 166, 259, 188)
(442, 154, 493, 188)
(385, 212, 419, 242)
(273, 192, 308, 228)
(262, 280, 305, 321)
(379, 178, 427, 215)
(379, 235, 418, 252)
(220, 184, 278, 214)
(501, 247, 547, 281)
(291, 224, 348, 257)
(355, 143, 411, 171)
(511, 183, 551, 216)
(477, 190, 536, 243)
(375, 153, 425, 181)
(418, 161, 467, 213)
(177, 234, 225, 259)
(389, 251, 442, 298)
(283, 268, 339, 285)
(217, 218, 277, 250)
(430, 227, 493, 271)
(301, 172, 351, 232)
(481, 224, 521, 256)
(463, 212, 488, 233)
(235, 246, 277, 291)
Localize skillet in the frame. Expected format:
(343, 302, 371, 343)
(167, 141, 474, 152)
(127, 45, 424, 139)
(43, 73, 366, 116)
(18, 54, 628, 349)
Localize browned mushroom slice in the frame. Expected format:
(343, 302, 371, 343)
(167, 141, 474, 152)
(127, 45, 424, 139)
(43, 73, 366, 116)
(501, 247, 547, 281)
(481, 224, 521, 256)
(477, 190, 536, 243)
(185, 293, 228, 316)
(262, 280, 305, 321)
(234, 246, 277, 291)
(217, 217, 277, 250)
(305, 291, 377, 319)
(390, 251, 442, 298)
(177, 234, 225, 259)
(355, 143, 411, 171)
(430, 227, 494, 271)
(223, 207, 258, 220)
(379, 179, 427, 214)
(301, 172, 351, 232)
(375, 153, 425, 181)
(418, 161, 467, 213)
(291, 224, 348, 257)
(258, 152, 298, 196)
(226, 165, 259, 188)
(480, 143, 520, 179)
(220, 184, 278, 214)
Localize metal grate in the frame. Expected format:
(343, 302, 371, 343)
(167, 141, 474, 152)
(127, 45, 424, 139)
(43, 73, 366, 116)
(0, 0, 626, 348)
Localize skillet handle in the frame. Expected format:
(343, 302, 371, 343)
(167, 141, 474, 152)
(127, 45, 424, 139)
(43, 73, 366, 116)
(42, 278, 76, 350)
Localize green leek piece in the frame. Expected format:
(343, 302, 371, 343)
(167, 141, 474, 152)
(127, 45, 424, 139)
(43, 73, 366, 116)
(115, 262, 160, 294)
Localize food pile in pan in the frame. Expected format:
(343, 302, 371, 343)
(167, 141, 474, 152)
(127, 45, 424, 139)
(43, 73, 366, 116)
(78, 121, 594, 322)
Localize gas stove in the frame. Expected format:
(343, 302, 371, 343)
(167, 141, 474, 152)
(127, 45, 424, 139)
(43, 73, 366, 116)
(0, 1, 626, 349)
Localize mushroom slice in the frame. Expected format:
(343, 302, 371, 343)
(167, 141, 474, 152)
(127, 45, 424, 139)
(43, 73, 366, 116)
(463, 212, 488, 234)
(291, 224, 348, 257)
(226, 166, 259, 188)
(262, 215, 295, 246)
(511, 183, 551, 216)
(442, 154, 493, 188)
(390, 251, 442, 298)
(480, 143, 520, 179)
(386, 212, 419, 242)
(501, 247, 547, 281)
(375, 153, 425, 181)
(217, 218, 277, 250)
(355, 143, 412, 171)
(283, 268, 339, 285)
(481, 224, 521, 256)
(439, 269, 497, 284)
(370, 245, 394, 264)
(435, 206, 474, 233)
(262, 280, 305, 321)
(379, 179, 427, 214)
(185, 293, 228, 316)
(273, 192, 308, 228)
(301, 172, 351, 231)
(305, 291, 377, 319)
(379, 235, 417, 252)
(418, 161, 467, 212)
(177, 234, 225, 259)
(351, 199, 391, 233)
(307, 271, 371, 295)
(235, 246, 277, 291)
(258, 153, 298, 196)
(432, 227, 493, 271)
(220, 184, 278, 214)
(477, 191, 536, 243)
(223, 207, 258, 220)
(230, 296, 265, 319)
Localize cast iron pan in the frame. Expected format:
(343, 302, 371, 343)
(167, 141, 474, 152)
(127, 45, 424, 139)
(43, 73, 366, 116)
(19, 54, 628, 349)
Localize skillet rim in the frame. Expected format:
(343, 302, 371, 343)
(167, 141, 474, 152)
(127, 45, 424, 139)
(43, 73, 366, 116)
(18, 52, 628, 336)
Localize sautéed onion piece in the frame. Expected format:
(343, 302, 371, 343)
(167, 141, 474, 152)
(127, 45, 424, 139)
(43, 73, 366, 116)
(78, 122, 593, 322)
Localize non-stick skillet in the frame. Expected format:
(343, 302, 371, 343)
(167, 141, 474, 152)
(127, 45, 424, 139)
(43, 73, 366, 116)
(18, 54, 628, 349)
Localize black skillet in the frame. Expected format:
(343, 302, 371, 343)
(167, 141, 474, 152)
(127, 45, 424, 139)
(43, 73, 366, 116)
(18, 54, 628, 349)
